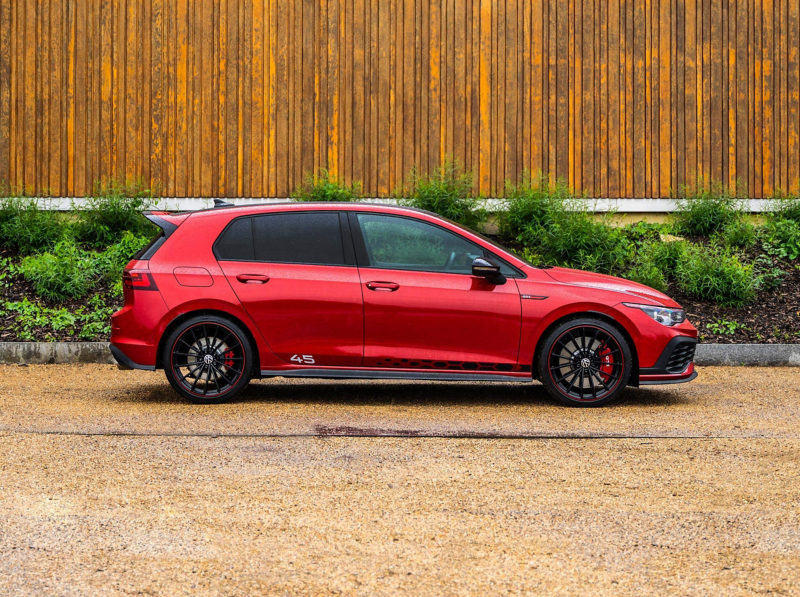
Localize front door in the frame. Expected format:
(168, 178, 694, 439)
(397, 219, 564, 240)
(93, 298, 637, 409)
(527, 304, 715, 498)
(217, 211, 363, 367)
(351, 213, 522, 370)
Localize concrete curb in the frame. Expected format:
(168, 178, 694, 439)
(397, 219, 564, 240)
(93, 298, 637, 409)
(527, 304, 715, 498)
(1, 342, 799, 367)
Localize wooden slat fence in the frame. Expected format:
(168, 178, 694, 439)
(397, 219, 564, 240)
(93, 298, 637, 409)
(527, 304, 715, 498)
(0, 0, 798, 199)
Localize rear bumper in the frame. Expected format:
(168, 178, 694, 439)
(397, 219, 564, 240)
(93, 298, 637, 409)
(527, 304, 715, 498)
(110, 344, 156, 371)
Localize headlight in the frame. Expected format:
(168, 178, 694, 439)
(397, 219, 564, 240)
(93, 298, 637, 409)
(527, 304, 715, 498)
(623, 303, 686, 326)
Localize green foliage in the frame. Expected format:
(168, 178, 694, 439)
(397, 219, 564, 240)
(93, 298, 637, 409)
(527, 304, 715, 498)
(400, 160, 486, 229)
(718, 217, 757, 249)
(293, 169, 362, 202)
(0, 197, 65, 253)
(675, 243, 756, 307)
(761, 217, 800, 260)
(767, 195, 800, 223)
(0, 295, 114, 341)
(706, 319, 749, 335)
(624, 256, 667, 292)
(72, 177, 159, 248)
(93, 232, 151, 295)
(19, 240, 99, 300)
(672, 180, 744, 237)
(647, 239, 687, 272)
(499, 174, 632, 274)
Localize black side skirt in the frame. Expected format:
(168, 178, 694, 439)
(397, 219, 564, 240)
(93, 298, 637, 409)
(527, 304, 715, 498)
(259, 368, 531, 383)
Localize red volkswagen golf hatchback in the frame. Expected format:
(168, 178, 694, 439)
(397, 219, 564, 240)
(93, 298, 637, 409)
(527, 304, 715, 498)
(110, 202, 698, 406)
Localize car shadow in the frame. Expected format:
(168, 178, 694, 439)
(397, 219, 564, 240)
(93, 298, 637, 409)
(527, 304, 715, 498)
(120, 378, 690, 408)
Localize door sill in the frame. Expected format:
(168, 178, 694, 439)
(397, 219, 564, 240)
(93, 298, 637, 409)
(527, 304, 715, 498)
(259, 367, 532, 383)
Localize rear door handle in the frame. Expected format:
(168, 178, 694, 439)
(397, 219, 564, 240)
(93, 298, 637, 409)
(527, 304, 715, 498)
(366, 281, 400, 292)
(236, 274, 270, 284)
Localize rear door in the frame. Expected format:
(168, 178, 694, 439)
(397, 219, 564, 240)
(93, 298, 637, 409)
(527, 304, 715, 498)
(217, 211, 364, 367)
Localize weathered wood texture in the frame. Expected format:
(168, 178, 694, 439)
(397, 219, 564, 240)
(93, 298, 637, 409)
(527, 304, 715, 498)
(0, 0, 798, 198)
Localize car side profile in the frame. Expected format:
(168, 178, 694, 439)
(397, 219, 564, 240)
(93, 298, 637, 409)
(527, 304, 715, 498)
(110, 202, 698, 406)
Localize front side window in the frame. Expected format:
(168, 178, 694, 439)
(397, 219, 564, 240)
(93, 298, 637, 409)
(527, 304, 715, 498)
(356, 214, 486, 274)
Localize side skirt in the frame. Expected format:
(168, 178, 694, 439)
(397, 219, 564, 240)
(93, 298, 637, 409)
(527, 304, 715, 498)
(259, 368, 533, 383)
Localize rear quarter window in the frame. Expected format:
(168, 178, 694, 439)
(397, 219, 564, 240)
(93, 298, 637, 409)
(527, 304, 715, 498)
(214, 217, 255, 261)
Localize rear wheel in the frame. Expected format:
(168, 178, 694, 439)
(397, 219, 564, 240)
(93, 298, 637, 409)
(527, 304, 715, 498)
(537, 318, 632, 407)
(163, 315, 254, 404)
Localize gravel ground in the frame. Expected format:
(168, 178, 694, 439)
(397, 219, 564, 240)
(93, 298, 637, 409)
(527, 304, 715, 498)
(0, 365, 798, 595)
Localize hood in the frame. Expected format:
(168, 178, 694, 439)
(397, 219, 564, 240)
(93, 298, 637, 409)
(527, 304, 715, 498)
(542, 266, 679, 307)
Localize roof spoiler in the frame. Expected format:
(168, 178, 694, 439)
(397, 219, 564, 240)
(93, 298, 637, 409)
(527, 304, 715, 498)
(143, 211, 189, 239)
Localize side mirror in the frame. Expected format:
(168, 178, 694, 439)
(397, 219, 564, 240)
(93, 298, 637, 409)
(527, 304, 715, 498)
(472, 257, 505, 284)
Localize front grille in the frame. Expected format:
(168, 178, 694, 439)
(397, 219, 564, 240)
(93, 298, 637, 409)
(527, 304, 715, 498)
(665, 341, 696, 373)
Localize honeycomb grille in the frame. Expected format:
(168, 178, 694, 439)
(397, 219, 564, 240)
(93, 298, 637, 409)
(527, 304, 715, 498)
(665, 342, 696, 373)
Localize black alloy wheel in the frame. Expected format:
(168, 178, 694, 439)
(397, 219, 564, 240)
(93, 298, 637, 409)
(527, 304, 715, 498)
(538, 318, 632, 407)
(163, 315, 254, 404)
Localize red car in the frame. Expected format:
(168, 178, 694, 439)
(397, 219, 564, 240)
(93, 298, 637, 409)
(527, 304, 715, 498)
(110, 202, 698, 406)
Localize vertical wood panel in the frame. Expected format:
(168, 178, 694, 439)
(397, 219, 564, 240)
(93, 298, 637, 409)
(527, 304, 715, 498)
(1, 0, 800, 199)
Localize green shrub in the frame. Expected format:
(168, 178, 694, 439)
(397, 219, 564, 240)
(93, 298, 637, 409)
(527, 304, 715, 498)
(293, 169, 362, 202)
(768, 195, 800, 223)
(19, 240, 99, 300)
(499, 174, 631, 274)
(500, 172, 571, 241)
(0, 197, 65, 253)
(718, 217, 756, 249)
(0, 294, 115, 341)
(647, 239, 687, 272)
(400, 160, 486, 229)
(675, 243, 756, 307)
(761, 217, 800, 260)
(624, 246, 668, 292)
(72, 177, 159, 247)
(672, 180, 743, 237)
(94, 232, 152, 295)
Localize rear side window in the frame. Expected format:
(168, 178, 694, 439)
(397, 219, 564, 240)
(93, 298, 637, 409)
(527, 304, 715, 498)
(253, 212, 346, 265)
(215, 217, 255, 261)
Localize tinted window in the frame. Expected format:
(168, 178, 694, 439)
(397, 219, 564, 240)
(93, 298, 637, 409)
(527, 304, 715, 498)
(253, 212, 345, 265)
(215, 217, 254, 261)
(356, 214, 485, 273)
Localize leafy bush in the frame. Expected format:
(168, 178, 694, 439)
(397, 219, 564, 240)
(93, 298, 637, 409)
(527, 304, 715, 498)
(718, 217, 756, 249)
(499, 174, 631, 274)
(672, 180, 743, 237)
(400, 160, 486, 229)
(768, 195, 800, 223)
(293, 169, 362, 202)
(0, 197, 65, 253)
(18, 240, 99, 300)
(646, 239, 687, 272)
(675, 243, 756, 307)
(72, 177, 159, 247)
(94, 232, 151, 295)
(624, 246, 668, 292)
(0, 294, 114, 341)
(761, 217, 800, 260)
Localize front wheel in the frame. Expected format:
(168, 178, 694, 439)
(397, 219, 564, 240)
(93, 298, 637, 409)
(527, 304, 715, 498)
(537, 318, 632, 407)
(163, 315, 254, 404)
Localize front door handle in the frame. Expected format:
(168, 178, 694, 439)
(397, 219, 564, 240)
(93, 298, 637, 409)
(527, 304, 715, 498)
(236, 274, 270, 284)
(366, 281, 400, 292)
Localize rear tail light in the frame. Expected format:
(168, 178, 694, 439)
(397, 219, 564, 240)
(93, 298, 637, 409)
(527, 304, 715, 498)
(123, 269, 158, 291)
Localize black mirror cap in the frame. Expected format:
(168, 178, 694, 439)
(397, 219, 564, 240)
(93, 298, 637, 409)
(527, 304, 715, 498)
(472, 257, 506, 284)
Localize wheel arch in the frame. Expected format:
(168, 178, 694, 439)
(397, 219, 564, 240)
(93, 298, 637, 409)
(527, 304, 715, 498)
(531, 310, 640, 386)
(155, 309, 261, 375)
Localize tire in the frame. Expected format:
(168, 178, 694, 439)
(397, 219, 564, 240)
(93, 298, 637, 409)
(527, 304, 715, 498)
(537, 317, 633, 407)
(163, 315, 254, 404)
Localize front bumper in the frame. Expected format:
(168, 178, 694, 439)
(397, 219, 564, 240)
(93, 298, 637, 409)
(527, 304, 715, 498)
(638, 336, 698, 385)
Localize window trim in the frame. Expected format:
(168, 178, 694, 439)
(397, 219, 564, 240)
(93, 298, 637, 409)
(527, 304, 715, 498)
(348, 212, 525, 278)
(213, 210, 357, 267)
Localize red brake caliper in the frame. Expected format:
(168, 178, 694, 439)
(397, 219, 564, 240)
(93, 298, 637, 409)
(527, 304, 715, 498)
(224, 350, 235, 369)
(597, 345, 614, 383)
